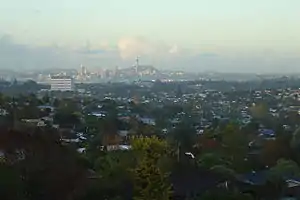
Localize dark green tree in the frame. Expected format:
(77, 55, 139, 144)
(131, 136, 172, 200)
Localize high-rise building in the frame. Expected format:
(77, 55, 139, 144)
(81, 64, 87, 76)
(50, 75, 75, 91)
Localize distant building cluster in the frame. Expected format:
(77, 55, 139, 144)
(1, 56, 201, 87)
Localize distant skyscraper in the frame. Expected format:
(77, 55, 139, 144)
(81, 64, 87, 76)
(104, 69, 110, 78)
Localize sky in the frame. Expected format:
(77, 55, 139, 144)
(0, 0, 300, 73)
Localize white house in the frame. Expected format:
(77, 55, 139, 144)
(50, 75, 75, 91)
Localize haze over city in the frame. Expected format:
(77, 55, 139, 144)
(0, 0, 300, 73)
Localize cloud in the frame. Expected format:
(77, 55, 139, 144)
(74, 40, 121, 57)
(76, 48, 107, 55)
(1, 34, 299, 73)
(0, 34, 193, 71)
(169, 45, 179, 54)
(0, 34, 121, 70)
(75, 40, 110, 55)
(117, 37, 153, 59)
(117, 36, 178, 59)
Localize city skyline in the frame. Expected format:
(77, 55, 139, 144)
(0, 0, 300, 73)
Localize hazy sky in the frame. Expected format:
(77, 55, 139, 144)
(0, 0, 299, 72)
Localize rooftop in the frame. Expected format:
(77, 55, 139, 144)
(51, 75, 72, 79)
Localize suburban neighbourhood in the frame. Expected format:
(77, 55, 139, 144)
(2, 77, 300, 199)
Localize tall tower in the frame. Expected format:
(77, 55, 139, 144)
(135, 56, 139, 74)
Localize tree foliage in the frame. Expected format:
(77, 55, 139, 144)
(269, 159, 300, 178)
(0, 128, 87, 200)
(250, 103, 268, 119)
(198, 153, 229, 169)
(131, 136, 172, 200)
